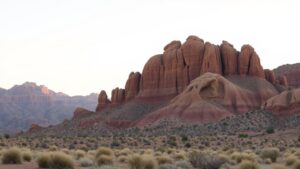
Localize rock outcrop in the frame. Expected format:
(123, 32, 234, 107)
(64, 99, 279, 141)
(111, 88, 125, 107)
(220, 41, 238, 75)
(137, 72, 278, 126)
(277, 76, 288, 87)
(96, 90, 110, 112)
(96, 36, 273, 113)
(125, 72, 141, 101)
(238, 45, 265, 78)
(73, 107, 93, 119)
(273, 63, 300, 88)
(264, 88, 300, 116)
(264, 69, 276, 84)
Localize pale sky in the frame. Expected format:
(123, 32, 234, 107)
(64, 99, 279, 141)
(0, 0, 299, 97)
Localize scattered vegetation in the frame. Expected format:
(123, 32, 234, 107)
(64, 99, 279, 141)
(1, 147, 22, 164)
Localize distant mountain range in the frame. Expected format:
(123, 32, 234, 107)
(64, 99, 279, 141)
(0, 82, 97, 133)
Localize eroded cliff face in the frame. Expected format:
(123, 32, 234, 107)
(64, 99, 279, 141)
(96, 35, 286, 112)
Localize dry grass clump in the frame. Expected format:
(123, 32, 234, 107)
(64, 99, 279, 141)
(96, 147, 114, 158)
(118, 155, 128, 163)
(118, 148, 132, 156)
(172, 151, 186, 161)
(286, 155, 298, 166)
(294, 160, 300, 169)
(174, 160, 191, 169)
(272, 164, 287, 169)
(37, 153, 51, 168)
(22, 150, 32, 162)
(156, 155, 173, 165)
(96, 155, 114, 166)
(189, 151, 226, 169)
(49, 145, 58, 151)
(128, 154, 158, 169)
(260, 148, 280, 162)
(37, 152, 74, 169)
(79, 157, 93, 167)
(129, 154, 143, 169)
(239, 160, 260, 169)
(75, 149, 86, 159)
(231, 152, 256, 163)
(95, 147, 114, 166)
(50, 152, 74, 169)
(1, 147, 22, 164)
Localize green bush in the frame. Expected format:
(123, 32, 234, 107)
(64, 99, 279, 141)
(266, 127, 275, 134)
(260, 148, 280, 162)
(2, 148, 22, 164)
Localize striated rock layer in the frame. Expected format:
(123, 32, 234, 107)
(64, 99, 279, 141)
(136, 73, 278, 126)
(273, 63, 300, 88)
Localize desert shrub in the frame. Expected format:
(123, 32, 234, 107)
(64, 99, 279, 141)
(175, 160, 191, 169)
(96, 147, 114, 158)
(141, 155, 158, 169)
(294, 160, 300, 169)
(239, 160, 260, 169)
(75, 149, 86, 159)
(22, 151, 32, 162)
(273, 164, 287, 169)
(172, 152, 186, 160)
(1, 148, 22, 164)
(239, 134, 248, 138)
(50, 152, 74, 169)
(49, 145, 58, 151)
(260, 148, 280, 162)
(231, 152, 256, 163)
(79, 157, 93, 167)
(119, 148, 131, 156)
(156, 155, 173, 165)
(189, 151, 226, 169)
(129, 154, 143, 169)
(286, 155, 298, 166)
(266, 127, 275, 134)
(96, 155, 114, 166)
(37, 153, 51, 168)
(118, 155, 128, 163)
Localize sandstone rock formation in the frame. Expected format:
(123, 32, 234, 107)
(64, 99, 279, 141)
(264, 88, 300, 116)
(137, 72, 278, 126)
(277, 76, 288, 87)
(273, 63, 300, 88)
(220, 41, 238, 75)
(96, 36, 274, 113)
(73, 107, 93, 119)
(238, 45, 265, 78)
(125, 72, 141, 101)
(96, 90, 110, 112)
(111, 88, 125, 107)
(264, 69, 276, 84)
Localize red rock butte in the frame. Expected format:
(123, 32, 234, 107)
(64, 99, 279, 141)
(96, 35, 288, 112)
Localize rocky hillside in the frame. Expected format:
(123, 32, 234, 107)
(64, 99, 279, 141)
(273, 63, 300, 88)
(0, 82, 97, 133)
